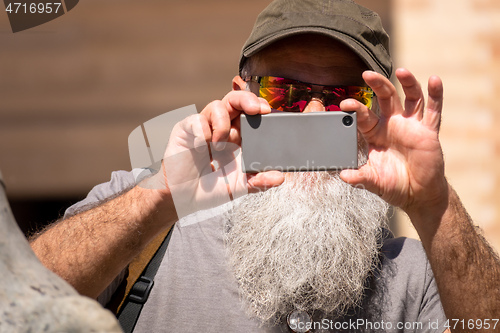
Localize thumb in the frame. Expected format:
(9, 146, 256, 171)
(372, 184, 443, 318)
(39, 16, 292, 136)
(247, 171, 285, 193)
(340, 166, 380, 195)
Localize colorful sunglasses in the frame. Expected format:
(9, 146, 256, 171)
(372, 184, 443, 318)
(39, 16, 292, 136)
(245, 76, 374, 112)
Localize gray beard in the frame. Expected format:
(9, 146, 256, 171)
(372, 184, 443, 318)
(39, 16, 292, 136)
(225, 171, 389, 324)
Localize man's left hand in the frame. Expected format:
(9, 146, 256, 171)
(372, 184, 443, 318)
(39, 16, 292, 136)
(340, 68, 449, 219)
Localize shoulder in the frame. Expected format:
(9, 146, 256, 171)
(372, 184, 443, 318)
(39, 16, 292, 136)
(378, 237, 432, 290)
(381, 236, 427, 261)
(380, 237, 438, 287)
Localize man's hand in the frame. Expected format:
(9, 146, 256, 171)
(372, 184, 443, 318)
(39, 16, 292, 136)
(340, 68, 500, 323)
(340, 68, 448, 223)
(159, 90, 284, 219)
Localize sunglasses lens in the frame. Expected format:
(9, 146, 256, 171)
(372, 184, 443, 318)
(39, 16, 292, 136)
(260, 77, 311, 112)
(323, 89, 343, 111)
(257, 77, 373, 112)
(350, 87, 374, 109)
(323, 87, 374, 110)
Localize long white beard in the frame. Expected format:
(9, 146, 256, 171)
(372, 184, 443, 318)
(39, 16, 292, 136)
(225, 172, 389, 323)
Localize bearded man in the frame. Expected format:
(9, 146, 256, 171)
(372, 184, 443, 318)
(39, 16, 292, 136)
(31, 0, 500, 332)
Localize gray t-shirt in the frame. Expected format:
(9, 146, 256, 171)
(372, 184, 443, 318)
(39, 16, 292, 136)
(67, 170, 447, 333)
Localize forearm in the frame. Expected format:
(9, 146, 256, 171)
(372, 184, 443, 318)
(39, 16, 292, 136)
(409, 184, 500, 322)
(30, 184, 177, 299)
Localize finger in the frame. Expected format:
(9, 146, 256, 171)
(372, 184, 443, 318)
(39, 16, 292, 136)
(210, 142, 240, 173)
(246, 171, 285, 193)
(222, 91, 271, 118)
(206, 100, 231, 149)
(228, 120, 242, 146)
(173, 114, 211, 152)
(395, 68, 425, 118)
(191, 115, 212, 152)
(363, 71, 403, 118)
(201, 92, 271, 149)
(257, 97, 272, 114)
(340, 165, 381, 196)
(423, 75, 444, 132)
(340, 98, 379, 136)
(223, 96, 270, 145)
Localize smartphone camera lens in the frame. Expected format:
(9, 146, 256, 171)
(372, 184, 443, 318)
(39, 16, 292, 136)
(342, 115, 354, 127)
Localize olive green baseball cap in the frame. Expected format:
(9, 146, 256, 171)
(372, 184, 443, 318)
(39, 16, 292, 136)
(239, 0, 392, 78)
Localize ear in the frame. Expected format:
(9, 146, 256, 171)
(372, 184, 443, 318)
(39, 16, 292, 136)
(232, 75, 247, 91)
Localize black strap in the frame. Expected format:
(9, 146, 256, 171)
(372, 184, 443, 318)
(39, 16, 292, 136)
(117, 227, 173, 333)
(0, 171, 5, 190)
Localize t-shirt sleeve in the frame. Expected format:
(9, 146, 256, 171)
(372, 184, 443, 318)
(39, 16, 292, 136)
(64, 169, 151, 218)
(379, 237, 448, 333)
(418, 258, 448, 332)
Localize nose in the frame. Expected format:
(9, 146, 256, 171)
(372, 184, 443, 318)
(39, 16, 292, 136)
(303, 97, 326, 113)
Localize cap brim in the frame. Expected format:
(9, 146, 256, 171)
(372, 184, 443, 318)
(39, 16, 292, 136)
(240, 27, 390, 78)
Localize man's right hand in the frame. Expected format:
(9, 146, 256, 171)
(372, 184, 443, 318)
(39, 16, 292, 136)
(159, 90, 284, 219)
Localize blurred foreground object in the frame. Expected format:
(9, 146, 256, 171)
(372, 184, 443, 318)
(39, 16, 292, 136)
(0, 170, 122, 332)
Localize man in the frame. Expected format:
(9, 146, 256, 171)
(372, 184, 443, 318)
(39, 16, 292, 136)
(30, 0, 500, 332)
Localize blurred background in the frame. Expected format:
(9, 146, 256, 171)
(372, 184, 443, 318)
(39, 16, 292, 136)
(0, 0, 499, 253)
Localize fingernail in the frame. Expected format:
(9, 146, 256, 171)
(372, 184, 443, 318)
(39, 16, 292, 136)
(212, 141, 227, 151)
(259, 99, 271, 113)
(194, 139, 209, 152)
(247, 173, 260, 185)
